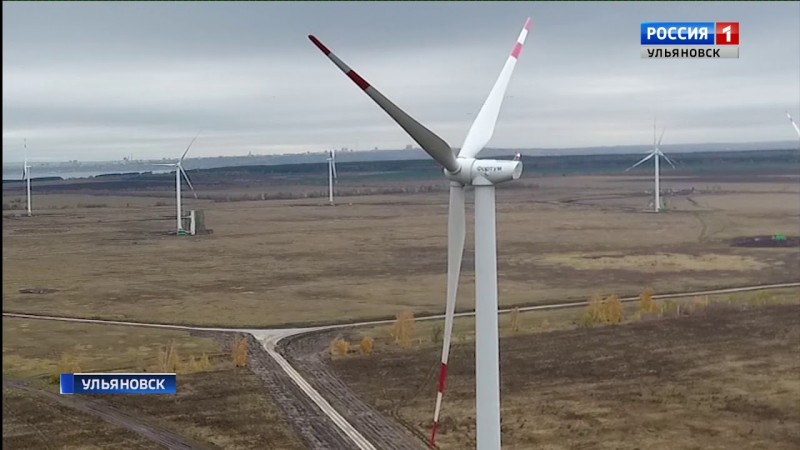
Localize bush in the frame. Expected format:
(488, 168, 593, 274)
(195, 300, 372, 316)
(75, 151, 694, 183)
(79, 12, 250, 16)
(540, 319, 551, 331)
(390, 310, 415, 348)
(231, 336, 248, 367)
(330, 337, 350, 356)
(583, 294, 623, 326)
(359, 336, 374, 355)
(638, 288, 658, 313)
(604, 295, 623, 324)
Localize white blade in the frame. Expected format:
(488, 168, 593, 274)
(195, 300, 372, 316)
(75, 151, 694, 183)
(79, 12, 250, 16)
(153, 163, 177, 166)
(626, 152, 655, 171)
(787, 112, 800, 138)
(459, 18, 531, 159)
(309, 35, 459, 173)
(179, 136, 198, 162)
(429, 184, 466, 448)
(657, 128, 666, 148)
(179, 166, 198, 199)
(660, 151, 677, 169)
(331, 150, 338, 180)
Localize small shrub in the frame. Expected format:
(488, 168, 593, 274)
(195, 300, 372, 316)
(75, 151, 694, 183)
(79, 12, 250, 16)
(154, 201, 169, 207)
(186, 353, 212, 373)
(638, 288, 658, 313)
(587, 294, 607, 324)
(583, 294, 623, 325)
(330, 337, 350, 357)
(231, 336, 248, 367)
(390, 310, 415, 348)
(540, 319, 551, 331)
(76, 203, 108, 209)
(359, 336, 374, 355)
(604, 295, 623, 324)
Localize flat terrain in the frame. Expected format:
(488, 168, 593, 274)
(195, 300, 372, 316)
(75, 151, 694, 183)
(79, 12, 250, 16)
(2, 318, 304, 449)
(329, 301, 800, 449)
(3, 171, 798, 327)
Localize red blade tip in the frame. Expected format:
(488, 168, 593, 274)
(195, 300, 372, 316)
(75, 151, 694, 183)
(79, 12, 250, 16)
(308, 35, 331, 55)
(524, 17, 532, 31)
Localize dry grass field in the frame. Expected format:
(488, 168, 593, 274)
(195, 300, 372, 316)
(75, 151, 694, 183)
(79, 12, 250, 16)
(328, 295, 800, 449)
(2, 318, 304, 449)
(3, 172, 798, 327)
(2, 166, 798, 449)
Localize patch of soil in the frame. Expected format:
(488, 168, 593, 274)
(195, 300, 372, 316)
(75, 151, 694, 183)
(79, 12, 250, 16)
(731, 235, 800, 248)
(18, 288, 59, 295)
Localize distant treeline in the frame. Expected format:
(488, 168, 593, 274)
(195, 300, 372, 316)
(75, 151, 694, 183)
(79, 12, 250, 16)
(2, 149, 796, 195)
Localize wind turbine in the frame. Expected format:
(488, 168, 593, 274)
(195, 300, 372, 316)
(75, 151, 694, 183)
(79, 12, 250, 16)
(786, 111, 800, 143)
(310, 17, 531, 450)
(327, 148, 338, 205)
(154, 137, 199, 233)
(626, 121, 676, 213)
(21, 139, 32, 217)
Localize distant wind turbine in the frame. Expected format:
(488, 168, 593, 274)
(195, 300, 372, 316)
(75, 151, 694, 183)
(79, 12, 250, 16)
(626, 120, 676, 213)
(327, 149, 338, 205)
(786, 111, 800, 142)
(154, 137, 199, 233)
(21, 139, 32, 217)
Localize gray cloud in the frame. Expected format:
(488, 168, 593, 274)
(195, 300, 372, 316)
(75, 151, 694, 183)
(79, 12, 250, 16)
(3, 1, 799, 161)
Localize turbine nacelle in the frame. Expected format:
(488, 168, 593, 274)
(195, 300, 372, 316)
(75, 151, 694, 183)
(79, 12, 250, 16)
(445, 158, 523, 186)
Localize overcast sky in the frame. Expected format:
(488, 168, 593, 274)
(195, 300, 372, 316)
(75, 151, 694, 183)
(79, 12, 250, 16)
(3, 1, 799, 162)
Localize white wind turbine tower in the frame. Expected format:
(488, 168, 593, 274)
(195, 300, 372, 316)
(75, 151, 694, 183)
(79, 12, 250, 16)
(21, 139, 32, 217)
(327, 148, 338, 205)
(626, 120, 676, 213)
(311, 17, 531, 450)
(154, 137, 199, 233)
(786, 111, 800, 145)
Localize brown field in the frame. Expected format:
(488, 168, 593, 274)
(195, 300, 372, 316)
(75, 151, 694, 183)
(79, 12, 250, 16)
(2, 318, 304, 449)
(328, 301, 800, 449)
(3, 173, 798, 327)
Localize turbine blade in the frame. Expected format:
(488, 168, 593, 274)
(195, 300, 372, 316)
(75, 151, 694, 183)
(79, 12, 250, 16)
(787, 111, 800, 138)
(179, 136, 198, 162)
(331, 150, 338, 180)
(459, 18, 531, 159)
(625, 152, 655, 172)
(657, 128, 666, 147)
(179, 166, 198, 199)
(309, 35, 459, 173)
(661, 152, 677, 168)
(429, 184, 466, 448)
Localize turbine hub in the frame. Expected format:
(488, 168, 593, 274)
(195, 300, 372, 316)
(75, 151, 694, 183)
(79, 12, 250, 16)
(445, 157, 523, 186)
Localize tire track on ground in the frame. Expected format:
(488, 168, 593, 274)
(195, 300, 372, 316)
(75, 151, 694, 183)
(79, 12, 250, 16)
(2, 380, 209, 450)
